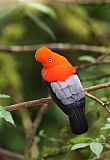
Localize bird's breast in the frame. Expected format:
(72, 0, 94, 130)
(42, 63, 76, 82)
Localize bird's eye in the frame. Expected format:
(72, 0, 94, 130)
(48, 59, 52, 62)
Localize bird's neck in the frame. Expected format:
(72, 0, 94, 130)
(42, 63, 76, 82)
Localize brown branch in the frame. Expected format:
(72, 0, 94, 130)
(85, 82, 110, 92)
(77, 61, 110, 70)
(0, 43, 110, 54)
(4, 82, 110, 112)
(85, 92, 110, 113)
(95, 154, 105, 160)
(27, 104, 48, 142)
(77, 51, 110, 78)
(24, 103, 48, 159)
(0, 148, 23, 160)
(5, 97, 52, 112)
(96, 51, 110, 62)
(81, 74, 110, 81)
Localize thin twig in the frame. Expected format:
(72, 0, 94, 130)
(5, 82, 110, 112)
(24, 103, 48, 160)
(27, 104, 48, 146)
(78, 51, 110, 80)
(96, 51, 110, 62)
(81, 74, 110, 81)
(85, 82, 110, 92)
(77, 61, 110, 70)
(0, 43, 110, 54)
(85, 92, 110, 113)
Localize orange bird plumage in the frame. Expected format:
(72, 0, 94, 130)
(35, 47, 88, 134)
(35, 47, 76, 82)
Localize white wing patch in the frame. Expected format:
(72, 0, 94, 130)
(50, 75, 84, 105)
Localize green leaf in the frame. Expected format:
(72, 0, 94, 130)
(79, 56, 96, 63)
(27, 2, 57, 19)
(68, 135, 93, 144)
(100, 135, 106, 140)
(100, 97, 108, 102)
(0, 5, 17, 20)
(38, 130, 46, 137)
(0, 94, 10, 99)
(0, 107, 15, 126)
(105, 143, 110, 149)
(49, 137, 57, 142)
(95, 135, 106, 143)
(101, 123, 110, 130)
(90, 142, 103, 158)
(26, 11, 56, 40)
(34, 136, 41, 143)
(108, 132, 110, 137)
(107, 118, 110, 122)
(71, 143, 90, 150)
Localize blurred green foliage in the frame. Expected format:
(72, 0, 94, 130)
(0, 1, 110, 160)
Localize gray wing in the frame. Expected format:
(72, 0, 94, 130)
(50, 74, 85, 105)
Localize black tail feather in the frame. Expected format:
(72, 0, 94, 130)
(69, 106, 88, 134)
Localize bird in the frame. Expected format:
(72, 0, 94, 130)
(35, 47, 88, 134)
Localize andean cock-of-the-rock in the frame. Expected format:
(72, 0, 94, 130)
(35, 47, 88, 134)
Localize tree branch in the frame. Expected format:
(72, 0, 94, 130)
(85, 92, 110, 113)
(27, 104, 48, 147)
(77, 61, 110, 70)
(85, 82, 110, 92)
(0, 43, 110, 54)
(24, 103, 48, 159)
(81, 74, 110, 81)
(5, 97, 52, 111)
(4, 82, 110, 112)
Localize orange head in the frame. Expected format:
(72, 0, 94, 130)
(35, 47, 76, 82)
(35, 47, 68, 69)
